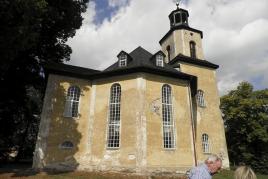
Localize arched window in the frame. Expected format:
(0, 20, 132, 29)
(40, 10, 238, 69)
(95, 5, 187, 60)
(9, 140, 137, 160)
(166, 45, 171, 62)
(197, 90, 205, 107)
(202, 134, 210, 153)
(118, 54, 127, 67)
(190, 41, 196, 58)
(156, 54, 164, 67)
(60, 141, 74, 149)
(162, 84, 175, 149)
(107, 84, 121, 148)
(64, 86, 81, 117)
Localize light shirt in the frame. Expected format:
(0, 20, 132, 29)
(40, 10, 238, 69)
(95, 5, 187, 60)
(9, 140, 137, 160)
(188, 163, 212, 179)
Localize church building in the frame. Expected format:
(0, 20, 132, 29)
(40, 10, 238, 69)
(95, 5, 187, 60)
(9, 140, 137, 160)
(33, 4, 229, 174)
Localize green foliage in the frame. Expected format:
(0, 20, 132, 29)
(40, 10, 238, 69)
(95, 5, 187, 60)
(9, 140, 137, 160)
(220, 81, 268, 174)
(0, 0, 89, 162)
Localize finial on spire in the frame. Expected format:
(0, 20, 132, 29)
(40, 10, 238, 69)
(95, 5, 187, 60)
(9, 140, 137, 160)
(175, 0, 181, 9)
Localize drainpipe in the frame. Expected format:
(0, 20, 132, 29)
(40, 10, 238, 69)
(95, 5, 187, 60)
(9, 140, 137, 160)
(188, 83, 197, 166)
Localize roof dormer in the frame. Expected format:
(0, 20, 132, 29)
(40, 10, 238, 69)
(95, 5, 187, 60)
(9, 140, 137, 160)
(117, 51, 129, 67)
(152, 51, 166, 67)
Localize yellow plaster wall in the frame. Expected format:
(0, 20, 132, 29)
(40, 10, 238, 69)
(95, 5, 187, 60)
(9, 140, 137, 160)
(39, 71, 227, 171)
(44, 74, 91, 166)
(161, 29, 204, 60)
(90, 74, 139, 168)
(161, 32, 176, 62)
(179, 63, 229, 167)
(145, 74, 195, 168)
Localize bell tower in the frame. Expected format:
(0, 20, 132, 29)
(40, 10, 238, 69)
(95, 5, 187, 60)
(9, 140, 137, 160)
(159, 2, 204, 62)
(161, 1, 230, 168)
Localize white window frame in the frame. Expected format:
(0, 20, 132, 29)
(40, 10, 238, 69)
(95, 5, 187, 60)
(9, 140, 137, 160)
(162, 84, 176, 149)
(63, 86, 81, 118)
(197, 89, 205, 107)
(118, 54, 127, 67)
(156, 54, 164, 67)
(202, 133, 210, 154)
(107, 83, 121, 149)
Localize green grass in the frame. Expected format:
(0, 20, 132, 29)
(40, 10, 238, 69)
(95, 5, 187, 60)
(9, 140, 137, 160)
(213, 170, 268, 179)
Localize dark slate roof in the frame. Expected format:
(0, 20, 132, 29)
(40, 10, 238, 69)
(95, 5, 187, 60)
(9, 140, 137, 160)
(104, 46, 192, 77)
(44, 62, 100, 79)
(102, 46, 197, 95)
(44, 47, 198, 96)
(169, 54, 219, 69)
(159, 25, 203, 45)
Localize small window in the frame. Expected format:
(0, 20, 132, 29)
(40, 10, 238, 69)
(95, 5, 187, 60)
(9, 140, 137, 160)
(182, 13, 187, 24)
(190, 41, 196, 58)
(202, 134, 210, 153)
(197, 90, 205, 107)
(119, 54, 127, 67)
(156, 54, 164, 67)
(175, 12, 181, 24)
(60, 141, 74, 149)
(166, 45, 171, 62)
(64, 86, 81, 117)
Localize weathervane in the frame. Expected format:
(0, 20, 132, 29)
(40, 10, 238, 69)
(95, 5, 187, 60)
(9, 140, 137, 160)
(175, 0, 181, 9)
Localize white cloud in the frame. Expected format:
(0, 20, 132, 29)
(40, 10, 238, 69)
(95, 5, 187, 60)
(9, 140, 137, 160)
(108, 0, 129, 8)
(67, 0, 268, 95)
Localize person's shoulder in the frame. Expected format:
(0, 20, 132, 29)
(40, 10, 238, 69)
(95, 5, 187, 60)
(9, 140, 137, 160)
(190, 164, 205, 172)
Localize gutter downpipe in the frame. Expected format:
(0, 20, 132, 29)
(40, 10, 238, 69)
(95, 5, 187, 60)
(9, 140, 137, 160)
(188, 82, 197, 166)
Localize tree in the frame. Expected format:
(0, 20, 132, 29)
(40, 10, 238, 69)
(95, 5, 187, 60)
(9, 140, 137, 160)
(220, 82, 268, 174)
(0, 0, 89, 162)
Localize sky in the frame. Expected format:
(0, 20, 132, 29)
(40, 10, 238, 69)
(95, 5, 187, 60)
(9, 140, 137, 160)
(67, 0, 268, 95)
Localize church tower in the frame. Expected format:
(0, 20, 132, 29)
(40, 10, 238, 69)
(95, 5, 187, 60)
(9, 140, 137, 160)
(160, 3, 230, 168)
(160, 4, 204, 62)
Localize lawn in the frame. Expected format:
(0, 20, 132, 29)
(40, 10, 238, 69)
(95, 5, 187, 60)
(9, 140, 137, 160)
(0, 164, 267, 179)
(213, 169, 268, 179)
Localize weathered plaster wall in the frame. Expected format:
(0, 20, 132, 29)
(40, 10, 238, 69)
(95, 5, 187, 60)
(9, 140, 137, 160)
(161, 29, 204, 60)
(33, 74, 92, 170)
(35, 73, 198, 173)
(145, 74, 195, 172)
(180, 63, 230, 168)
(87, 74, 139, 172)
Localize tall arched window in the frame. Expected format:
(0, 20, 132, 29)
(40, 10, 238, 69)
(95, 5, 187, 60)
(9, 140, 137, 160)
(162, 84, 175, 149)
(190, 41, 196, 58)
(107, 84, 121, 148)
(197, 90, 205, 107)
(64, 86, 81, 117)
(202, 133, 210, 153)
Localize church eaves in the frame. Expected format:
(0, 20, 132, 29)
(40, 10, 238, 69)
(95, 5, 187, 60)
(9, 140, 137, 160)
(169, 54, 219, 69)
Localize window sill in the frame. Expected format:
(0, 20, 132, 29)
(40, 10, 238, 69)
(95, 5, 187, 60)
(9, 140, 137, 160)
(106, 147, 120, 150)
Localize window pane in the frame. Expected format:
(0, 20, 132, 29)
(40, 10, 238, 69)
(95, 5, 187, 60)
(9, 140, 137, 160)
(162, 85, 175, 149)
(175, 13, 181, 24)
(197, 90, 205, 107)
(64, 86, 81, 117)
(107, 84, 121, 148)
(202, 134, 210, 153)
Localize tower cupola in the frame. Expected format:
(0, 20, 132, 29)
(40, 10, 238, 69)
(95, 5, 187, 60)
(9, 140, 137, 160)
(168, 7, 189, 28)
(159, 1, 204, 61)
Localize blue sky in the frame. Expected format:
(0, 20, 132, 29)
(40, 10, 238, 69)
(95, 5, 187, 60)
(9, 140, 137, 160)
(93, 0, 119, 24)
(93, 0, 188, 25)
(68, 0, 268, 94)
